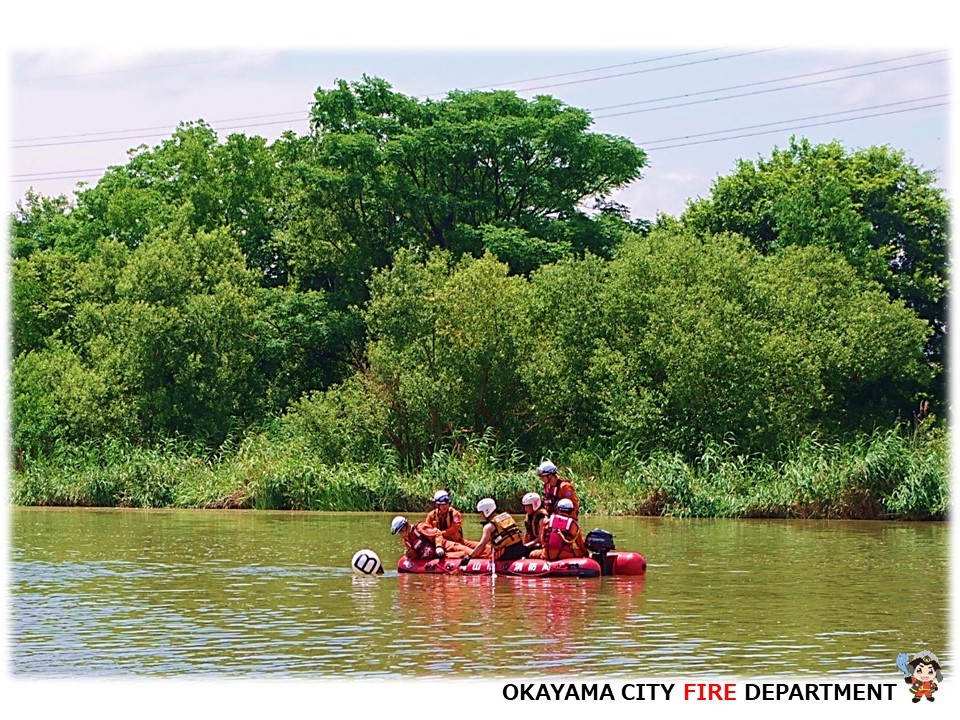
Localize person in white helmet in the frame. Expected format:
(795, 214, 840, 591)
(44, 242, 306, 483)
(536, 459, 580, 519)
(521, 491, 548, 550)
(529, 497, 588, 561)
(422, 489, 479, 549)
(390, 515, 471, 561)
(464, 498, 529, 563)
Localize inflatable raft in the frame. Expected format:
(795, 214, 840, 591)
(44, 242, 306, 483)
(397, 549, 646, 577)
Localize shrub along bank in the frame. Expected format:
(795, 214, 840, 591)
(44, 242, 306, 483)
(11, 425, 947, 520)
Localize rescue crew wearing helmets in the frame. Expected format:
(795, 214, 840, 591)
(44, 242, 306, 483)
(465, 498, 530, 563)
(536, 460, 580, 519)
(390, 515, 472, 561)
(521, 491, 548, 550)
(422, 489, 479, 549)
(529, 497, 588, 561)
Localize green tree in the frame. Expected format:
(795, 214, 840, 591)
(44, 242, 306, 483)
(599, 228, 933, 456)
(10, 190, 80, 259)
(305, 76, 646, 271)
(361, 248, 530, 466)
(681, 137, 948, 375)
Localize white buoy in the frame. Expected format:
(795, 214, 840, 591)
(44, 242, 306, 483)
(351, 549, 384, 576)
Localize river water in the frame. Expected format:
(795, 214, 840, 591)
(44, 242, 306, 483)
(9, 507, 949, 678)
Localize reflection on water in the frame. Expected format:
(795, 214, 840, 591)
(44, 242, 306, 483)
(10, 508, 949, 677)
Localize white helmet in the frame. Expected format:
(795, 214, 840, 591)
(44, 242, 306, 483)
(521, 492, 542, 511)
(351, 549, 384, 575)
(433, 489, 451, 505)
(556, 498, 574, 513)
(537, 460, 558, 476)
(390, 516, 408, 534)
(476, 497, 497, 518)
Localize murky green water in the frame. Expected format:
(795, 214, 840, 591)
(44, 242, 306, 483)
(9, 507, 949, 677)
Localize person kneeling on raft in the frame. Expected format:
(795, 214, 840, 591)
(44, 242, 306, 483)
(529, 498, 588, 561)
(464, 498, 531, 563)
(390, 515, 473, 560)
(422, 489, 480, 550)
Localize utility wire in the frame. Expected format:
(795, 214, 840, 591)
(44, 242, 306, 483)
(13, 48, 742, 144)
(510, 48, 782, 93)
(461, 47, 731, 90)
(636, 95, 949, 145)
(13, 50, 944, 147)
(13, 111, 308, 143)
(593, 58, 947, 119)
(10, 99, 947, 184)
(13, 117, 311, 150)
(644, 102, 948, 151)
(592, 50, 946, 113)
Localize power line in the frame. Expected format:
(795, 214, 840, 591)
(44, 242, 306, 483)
(9, 98, 947, 184)
(644, 102, 948, 151)
(13, 117, 311, 150)
(593, 58, 947, 119)
(8, 52, 948, 187)
(509, 47, 783, 93)
(448, 47, 732, 93)
(12, 55, 944, 151)
(13, 111, 307, 143)
(12, 51, 945, 150)
(636, 95, 949, 145)
(13, 48, 748, 145)
(591, 50, 945, 113)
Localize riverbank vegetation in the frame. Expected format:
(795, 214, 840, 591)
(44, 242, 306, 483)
(10, 77, 949, 519)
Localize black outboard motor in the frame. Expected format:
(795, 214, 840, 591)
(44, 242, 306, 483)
(585, 529, 616, 576)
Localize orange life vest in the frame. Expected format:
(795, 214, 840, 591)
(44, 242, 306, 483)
(524, 509, 548, 544)
(425, 507, 465, 543)
(543, 479, 579, 518)
(487, 512, 522, 558)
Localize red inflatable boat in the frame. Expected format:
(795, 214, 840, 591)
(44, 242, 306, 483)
(397, 548, 646, 577)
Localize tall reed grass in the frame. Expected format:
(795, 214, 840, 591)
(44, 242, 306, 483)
(10, 426, 948, 520)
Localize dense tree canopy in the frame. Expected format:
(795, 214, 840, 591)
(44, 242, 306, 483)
(681, 137, 948, 373)
(8, 80, 946, 472)
(303, 76, 646, 278)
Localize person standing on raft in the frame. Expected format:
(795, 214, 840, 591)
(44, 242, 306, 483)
(390, 516, 472, 560)
(463, 498, 530, 563)
(423, 489, 479, 549)
(521, 492, 548, 551)
(536, 460, 580, 519)
(529, 498, 588, 561)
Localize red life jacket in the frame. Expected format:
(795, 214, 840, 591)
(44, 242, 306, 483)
(405, 524, 437, 559)
(543, 514, 579, 560)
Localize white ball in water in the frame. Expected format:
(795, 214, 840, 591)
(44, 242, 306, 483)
(351, 549, 384, 576)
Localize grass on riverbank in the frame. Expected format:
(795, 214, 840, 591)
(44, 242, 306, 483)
(10, 426, 948, 520)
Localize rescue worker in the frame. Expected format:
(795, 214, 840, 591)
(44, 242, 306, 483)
(536, 460, 580, 519)
(529, 498, 588, 561)
(464, 498, 529, 563)
(390, 515, 472, 560)
(422, 489, 479, 549)
(521, 491, 548, 550)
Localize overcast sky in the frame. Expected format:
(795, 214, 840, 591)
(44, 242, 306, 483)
(5, 7, 953, 223)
